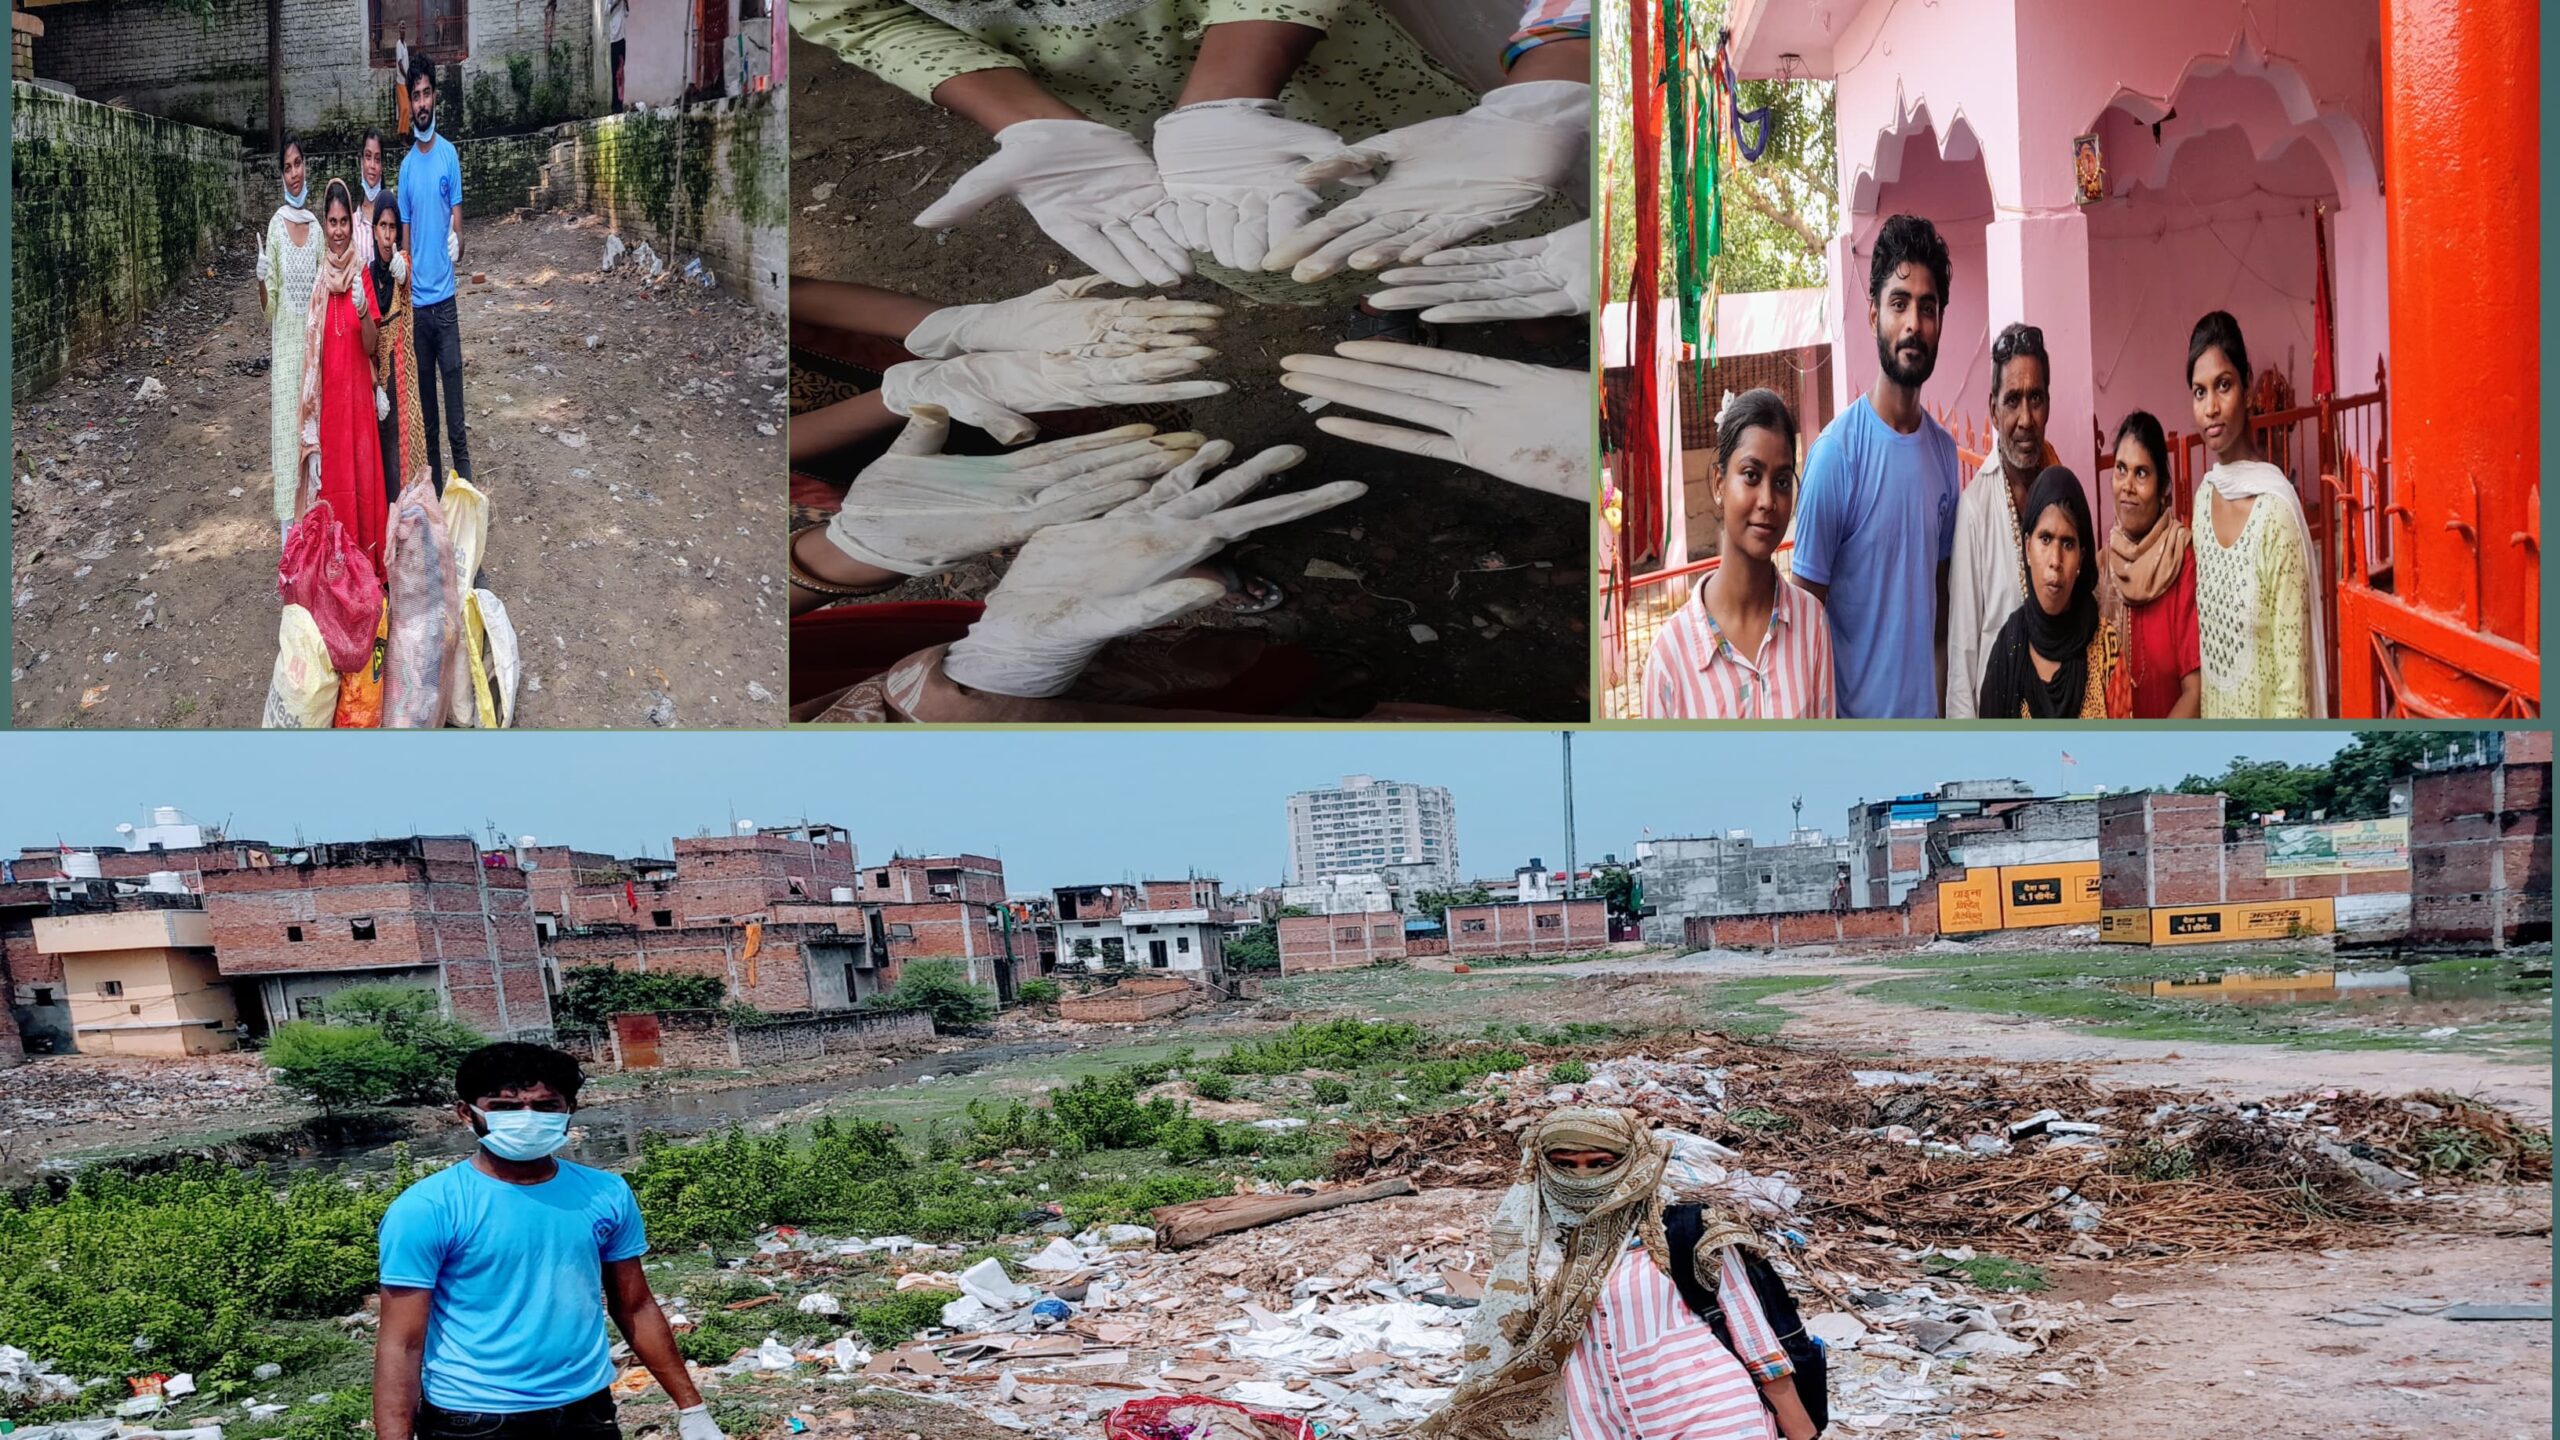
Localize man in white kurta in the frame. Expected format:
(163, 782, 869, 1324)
(1943, 324, 2054, 718)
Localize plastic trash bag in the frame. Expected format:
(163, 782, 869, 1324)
(472, 589, 521, 728)
(278, 498, 385, 673)
(261, 606, 340, 729)
(332, 598, 389, 729)
(438, 473, 490, 726)
(383, 474, 457, 728)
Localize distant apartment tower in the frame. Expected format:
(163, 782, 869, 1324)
(1286, 775, 1458, 888)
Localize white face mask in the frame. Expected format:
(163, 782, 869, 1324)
(283, 179, 308, 210)
(473, 1107, 570, 1161)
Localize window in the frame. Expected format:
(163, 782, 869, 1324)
(1460, 918, 1487, 933)
(31, 988, 55, 1007)
(1536, 914, 1560, 930)
(1176, 935, 1191, 953)
(1372, 925, 1396, 941)
(652, 909, 674, 928)
(350, 917, 377, 941)
(286, 925, 305, 942)
(890, 924, 916, 940)
(1072, 938, 1098, 960)
(97, 980, 124, 998)
(1336, 926, 1362, 941)
(788, 877, 806, 896)
(294, 996, 323, 1020)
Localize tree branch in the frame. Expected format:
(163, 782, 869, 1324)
(1730, 172, 1830, 254)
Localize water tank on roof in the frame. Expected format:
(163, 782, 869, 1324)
(143, 871, 188, 895)
(62, 852, 103, 880)
(831, 886, 855, 903)
(152, 807, 185, 826)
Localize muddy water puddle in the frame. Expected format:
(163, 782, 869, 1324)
(2113, 960, 2548, 1007)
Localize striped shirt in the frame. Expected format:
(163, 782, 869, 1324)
(1561, 1242, 1788, 1440)
(1642, 578, 1836, 719)
(1505, 0, 1589, 68)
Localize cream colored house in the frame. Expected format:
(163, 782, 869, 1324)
(31, 909, 239, 1058)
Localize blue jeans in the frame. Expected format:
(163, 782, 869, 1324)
(416, 1388, 620, 1438)
(414, 295, 470, 490)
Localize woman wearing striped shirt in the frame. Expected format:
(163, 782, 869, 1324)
(1644, 389, 1836, 719)
(1416, 1107, 1817, 1440)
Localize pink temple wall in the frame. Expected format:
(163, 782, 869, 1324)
(1788, 0, 2386, 499)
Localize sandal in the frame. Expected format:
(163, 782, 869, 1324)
(1205, 557, 1285, 615)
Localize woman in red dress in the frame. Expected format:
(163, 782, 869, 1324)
(293, 179, 387, 568)
(2100, 410, 2202, 718)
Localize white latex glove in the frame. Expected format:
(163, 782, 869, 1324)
(916, 119, 1191, 289)
(375, 385, 392, 421)
(943, 441, 1366, 698)
(445, 228, 460, 264)
(1278, 339, 1589, 501)
(1369, 219, 1591, 323)
(1266, 81, 1589, 282)
(821, 405, 1200, 577)
(880, 349, 1227, 446)
(392, 251, 410, 283)
(903, 275, 1222, 360)
(1151, 99, 1345, 272)
(300, 416, 320, 449)
(676, 1405, 726, 1440)
(256, 248, 274, 285)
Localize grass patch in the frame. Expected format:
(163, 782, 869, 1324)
(1922, 1253, 2050, 1292)
(1698, 976, 1836, 1037)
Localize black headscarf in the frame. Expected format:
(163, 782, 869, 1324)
(1977, 466, 2100, 719)
(367, 191, 401, 321)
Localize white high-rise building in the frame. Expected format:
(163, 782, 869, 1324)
(1285, 775, 1458, 888)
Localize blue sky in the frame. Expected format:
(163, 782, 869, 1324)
(0, 730, 2368, 893)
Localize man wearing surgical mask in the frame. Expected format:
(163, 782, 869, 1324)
(373, 1044, 724, 1440)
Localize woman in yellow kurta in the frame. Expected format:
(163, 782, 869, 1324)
(2185, 310, 2325, 718)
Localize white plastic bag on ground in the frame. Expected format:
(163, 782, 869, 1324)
(383, 475, 457, 727)
(796, 1292, 841, 1316)
(261, 606, 339, 728)
(472, 588, 520, 727)
(1021, 1237, 1086, 1272)
(959, 1257, 1041, 1308)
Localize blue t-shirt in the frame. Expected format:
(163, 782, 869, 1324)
(378, 1158, 645, 1413)
(397, 136, 464, 307)
(1791, 395, 1962, 718)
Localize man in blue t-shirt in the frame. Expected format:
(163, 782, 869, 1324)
(374, 1043, 725, 1440)
(397, 55, 471, 492)
(1790, 213, 1964, 718)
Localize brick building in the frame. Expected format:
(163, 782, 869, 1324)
(1638, 830, 1852, 946)
(1848, 779, 2042, 908)
(2096, 793, 2412, 911)
(2407, 731, 2552, 950)
(1445, 898, 1610, 959)
(1276, 911, 1407, 974)
(200, 837, 551, 1036)
(663, 825, 859, 924)
(860, 855, 1006, 905)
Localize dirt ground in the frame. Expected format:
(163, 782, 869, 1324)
(10, 209, 788, 728)
(0, 1049, 298, 1167)
(787, 37, 1589, 720)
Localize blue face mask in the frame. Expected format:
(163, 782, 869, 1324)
(412, 108, 436, 143)
(283, 178, 308, 210)
(474, 1107, 570, 1161)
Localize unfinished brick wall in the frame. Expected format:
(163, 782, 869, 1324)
(1142, 879, 1221, 910)
(877, 902, 1014, 973)
(1684, 882, 1937, 952)
(1058, 986, 1195, 1023)
(2409, 759, 2553, 949)
(732, 1007, 934, 1066)
(667, 832, 860, 922)
(1277, 912, 1406, 974)
(1444, 900, 1607, 958)
(200, 850, 549, 1033)
(548, 920, 831, 1014)
(2098, 792, 2229, 908)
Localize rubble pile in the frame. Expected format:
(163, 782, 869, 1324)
(0, 1054, 278, 1139)
(1330, 1039, 2534, 1262)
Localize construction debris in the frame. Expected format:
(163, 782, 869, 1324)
(1151, 1178, 1419, 1250)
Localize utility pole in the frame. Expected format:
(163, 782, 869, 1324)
(471, 830, 513, 1035)
(1561, 731, 1578, 901)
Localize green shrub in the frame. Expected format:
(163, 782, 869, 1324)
(1015, 978, 1063, 1007)
(1049, 1073, 1180, 1151)
(952, 1097, 1073, 1159)
(316, 985, 485, 1087)
(1309, 1078, 1351, 1105)
(267, 1022, 435, 1114)
(1401, 1049, 1526, 1096)
(276, 1387, 377, 1440)
(1549, 1059, 1592, 1084)
(555, 965, 730, 1031)
(1216, 1020, 1424, 1075)
(1189, 1070, 1237, 1102)
(1058, 1172, 1229, 1229)
(865, 958, 997, 1031)
(846, 1288, 951, 1348)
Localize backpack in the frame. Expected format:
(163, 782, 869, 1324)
(1663, 1202, 1830, 1435)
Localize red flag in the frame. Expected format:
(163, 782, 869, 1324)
(625, 880, 639, 912)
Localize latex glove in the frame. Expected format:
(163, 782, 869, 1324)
(1266, 80, 1589, 281)
(375, 385, 392, 421)
(300, 416, 320, 449)
(256, 248, 274, 285)
(1278, 339, 1588, 501)
(916, 119, 1191, 289)
(880, 349, 1227, 445)
(1368, 219, 1591, 322)
(821, 405, 1200, 577)
(676, 1405, 726, 1440)
(392, 251, 410, 283)
(445, 228, 460, 264)
(1151, 99, 1345, 272)
(943, 441, 1365, 697)
(903, 275, 1222, 360)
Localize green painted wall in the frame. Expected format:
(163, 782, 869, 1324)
(11, 83, 246, 401)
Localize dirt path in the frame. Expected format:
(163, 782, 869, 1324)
(1994, 1222, 2552, 1440)
(11, 211, 787, 728)
(1766, 981, 2554, 1121)
(787, 38, 1587, 719)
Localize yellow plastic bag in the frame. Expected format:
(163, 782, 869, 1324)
(461, 592, 499, 730)
(473, 589, 521, 728)
(332, 600, 390, 729)
(440, 472, 490, 728)
(261, 605, 339, 729)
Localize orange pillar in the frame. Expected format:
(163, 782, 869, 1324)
(2369, 0, 2541, 714)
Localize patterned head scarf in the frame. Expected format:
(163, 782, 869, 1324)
(1414, 1108, 1674, 1440)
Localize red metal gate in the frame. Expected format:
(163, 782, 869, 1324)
(612, 1013, 663, 1070)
